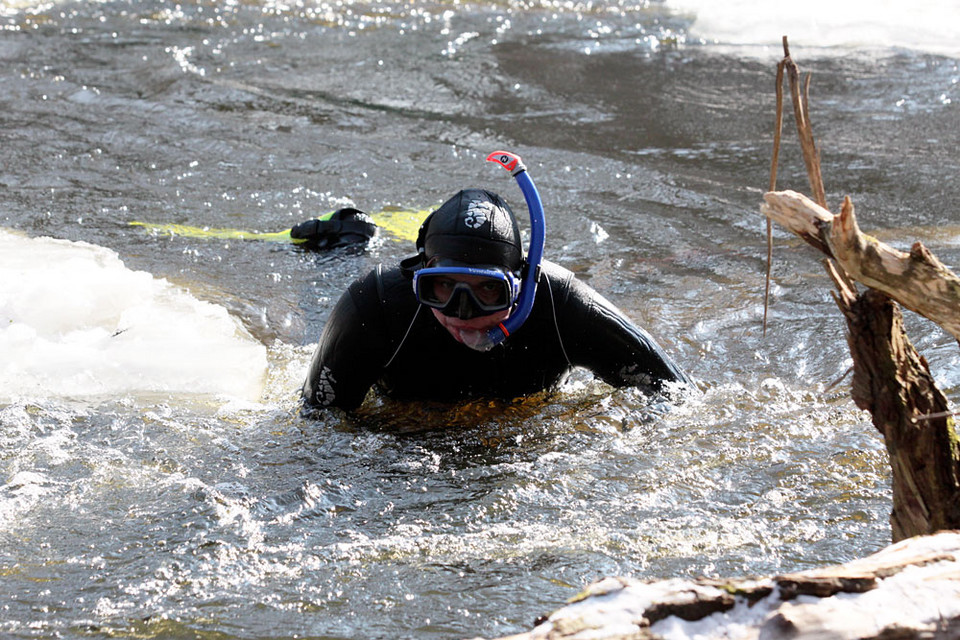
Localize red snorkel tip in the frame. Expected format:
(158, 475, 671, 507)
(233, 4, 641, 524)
(486, 151, 525, 176)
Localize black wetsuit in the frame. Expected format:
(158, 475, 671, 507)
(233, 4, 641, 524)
(302, 260, 691, 411)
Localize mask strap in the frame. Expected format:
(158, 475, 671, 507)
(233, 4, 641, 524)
(399, 254, 424, 278)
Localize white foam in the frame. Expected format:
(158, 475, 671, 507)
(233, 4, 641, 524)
(667, 0, 960, 58)
(0, 229, 267, 403)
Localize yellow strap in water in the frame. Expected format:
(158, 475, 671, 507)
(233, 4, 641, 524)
(128, 221, 294, 242)
(129, 207, 431, 244)
(369, 208, 431, 243)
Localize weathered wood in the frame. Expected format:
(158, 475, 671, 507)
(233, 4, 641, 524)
(762, 189, 960, 343)
(831, 272, 960, 540)
(783, 49, 826, 208)
(483, 531, 960, 640)
(765, 37, 825, 334)
(764, 38, 787, 336)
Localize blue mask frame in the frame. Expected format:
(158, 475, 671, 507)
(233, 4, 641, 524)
(413, 265, 521, 318)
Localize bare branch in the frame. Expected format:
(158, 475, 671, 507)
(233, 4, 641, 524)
(763, 189, 960, 342)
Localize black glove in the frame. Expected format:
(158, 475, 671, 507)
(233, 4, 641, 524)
(290, 208, 377, 250)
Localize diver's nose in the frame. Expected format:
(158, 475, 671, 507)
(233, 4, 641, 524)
(454, 290, 477, 320)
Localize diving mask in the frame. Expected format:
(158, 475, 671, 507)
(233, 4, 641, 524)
(413, 262, 521, 320)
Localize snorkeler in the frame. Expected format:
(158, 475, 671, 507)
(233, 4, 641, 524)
(301, 152, 691, 412)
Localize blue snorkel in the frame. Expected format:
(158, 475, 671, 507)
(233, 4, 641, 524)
(466, 150, 545, 351)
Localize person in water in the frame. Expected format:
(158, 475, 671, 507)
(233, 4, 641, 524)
(301, 186, 691, 412)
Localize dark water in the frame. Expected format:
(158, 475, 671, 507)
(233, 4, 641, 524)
(2, 0, 959, 638)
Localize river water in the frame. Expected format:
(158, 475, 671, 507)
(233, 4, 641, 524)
(2, 0, 959, 638)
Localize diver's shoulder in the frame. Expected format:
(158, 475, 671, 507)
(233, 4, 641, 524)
(539, 260, 578, 290)
(346, 263, 414, 309)
(540, 259, 573, 279)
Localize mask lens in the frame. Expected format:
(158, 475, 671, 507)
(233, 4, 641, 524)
(414, 267, 517, 312)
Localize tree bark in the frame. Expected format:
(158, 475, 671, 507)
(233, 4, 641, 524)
(830, 265, 960, 540)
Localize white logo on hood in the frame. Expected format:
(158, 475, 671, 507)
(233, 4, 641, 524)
(463, 200, 495, 229)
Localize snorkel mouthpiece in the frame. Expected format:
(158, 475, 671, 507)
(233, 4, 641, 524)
(476, 151, 546, 351)
(457, 325, 510, 352)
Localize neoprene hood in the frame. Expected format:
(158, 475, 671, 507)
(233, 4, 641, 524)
(417, 189, 523, 272)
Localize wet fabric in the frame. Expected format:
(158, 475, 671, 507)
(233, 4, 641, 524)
(289, 208, 377, 250)
(417, 189, 524, 272)
(302, 260, 691, 411)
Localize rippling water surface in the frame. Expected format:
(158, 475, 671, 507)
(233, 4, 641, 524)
(2, 0, 959, 638)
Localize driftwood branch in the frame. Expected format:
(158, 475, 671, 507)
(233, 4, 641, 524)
(762, 40, 960, 542)
(831, 266, 960, 539)
(763, 38, 788, 335)
(762, 187, 960, 541)
(764, 37, 827, 334)
(762, 189, 960, 343)
(784, 49, 826, 208)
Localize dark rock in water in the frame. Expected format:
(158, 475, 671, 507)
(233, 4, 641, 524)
(479, 531, 960, 640)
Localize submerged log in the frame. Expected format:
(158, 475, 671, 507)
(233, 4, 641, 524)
(483, 531, 960, 640)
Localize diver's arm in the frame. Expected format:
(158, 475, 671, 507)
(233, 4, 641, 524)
(559, 276, 692, 392)
(301, 276, 387, 411)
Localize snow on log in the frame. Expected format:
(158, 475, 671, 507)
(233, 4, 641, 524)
(482, 531, 960, 640)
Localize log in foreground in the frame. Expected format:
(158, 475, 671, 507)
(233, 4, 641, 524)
(481, 531, 960, 640)
(761, 189, 960, 342)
